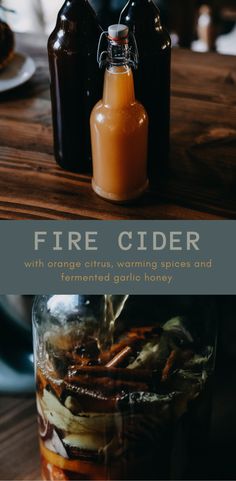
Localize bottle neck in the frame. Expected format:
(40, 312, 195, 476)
(107, 41, 131, 67)
(102, 35, 136, 107)
(121, 0, 162, 31)
(57, 0, 97, 30)
(65, 0, 88, 4)
(60, 0, 88, 13)
(103, 65, 135, 108)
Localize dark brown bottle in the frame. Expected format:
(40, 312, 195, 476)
(120, 0, 171, 187)
(89, 0, 122, 29)
(48, 0, 103, 173)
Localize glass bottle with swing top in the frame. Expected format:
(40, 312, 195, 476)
(90, 24, 149, 203)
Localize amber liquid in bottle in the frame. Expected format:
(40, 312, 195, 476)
(120, 0, 171, 186)
(90, 25, 148, 203)
(48, 0, 103, 173)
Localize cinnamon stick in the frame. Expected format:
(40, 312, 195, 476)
(106, 346, 132, 368)
(67, 365, 152, 383)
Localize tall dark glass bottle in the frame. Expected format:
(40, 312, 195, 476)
(89, 0, 122, 29)
(48, 0, 103, 173)
(120, 0, 171, 186)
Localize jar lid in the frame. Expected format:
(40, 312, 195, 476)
(108, 24, 129, 42)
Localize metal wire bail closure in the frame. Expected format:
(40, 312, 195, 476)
(97, 26, 139, 70)
(97, 31, 109, 69)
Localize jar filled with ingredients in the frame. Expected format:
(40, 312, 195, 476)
(33, 295, 217, 480)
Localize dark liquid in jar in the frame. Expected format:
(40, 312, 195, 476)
(36, 318, 213, 480)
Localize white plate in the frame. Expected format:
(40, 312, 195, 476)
(0, 52, 36, 93)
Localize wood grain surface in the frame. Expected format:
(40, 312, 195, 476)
(0, 33, 235, 219)
(0, 396, 40, 480)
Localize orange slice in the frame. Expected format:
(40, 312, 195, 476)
(41, 459, 69, 481)
(40, 440, 107, 479)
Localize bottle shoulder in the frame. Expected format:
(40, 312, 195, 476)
(48, 26, 100, 54)
(136, 29, 171, 57)
(121, 3, 171, 49)
(48, 2, 101, 48)
(91, 101, 148, 126)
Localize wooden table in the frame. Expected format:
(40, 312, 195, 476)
(0, 396, 40, 480)
(0, 33, 235, 220)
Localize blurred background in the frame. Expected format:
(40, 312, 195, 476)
(2, 0, 236, 55)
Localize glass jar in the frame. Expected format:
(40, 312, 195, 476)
(33, 295, 217, 481)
